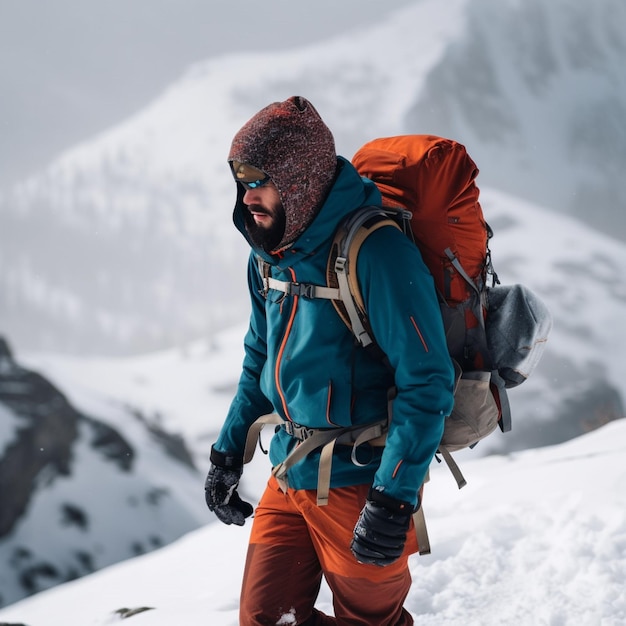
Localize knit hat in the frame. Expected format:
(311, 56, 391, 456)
(228, 96, 337, 249)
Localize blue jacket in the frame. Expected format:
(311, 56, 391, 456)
(215, 157, 455, 505)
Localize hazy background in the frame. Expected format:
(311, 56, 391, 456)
(1, 0, 625, 360)
(0, 0, 416, 187)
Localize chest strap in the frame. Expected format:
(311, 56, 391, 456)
(257, 257, 339, 300)
(256, 255, 373, 352)
(264, 276, 340, 300)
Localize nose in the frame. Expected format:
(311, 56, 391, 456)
(242, 185, 270, 205)
(242, 188, 257, 204)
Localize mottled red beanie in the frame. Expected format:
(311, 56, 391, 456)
(228, 96, 337, 249)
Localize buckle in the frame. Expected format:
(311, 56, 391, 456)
(282, 422, 316, 441)
(290, 282, 315, 298)
(258, 277, 270, 298)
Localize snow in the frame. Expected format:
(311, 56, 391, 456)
(2, 219, 625, 623)
(1, 184, 625, 623)
(16, 324, 248, 461)
(2, 292, 625, 622)
(3, 138, 626, 626)
(1, 0, 626, 622)
(0, 419, 623, 625)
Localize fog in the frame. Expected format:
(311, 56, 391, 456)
(0, 0, 415, 186)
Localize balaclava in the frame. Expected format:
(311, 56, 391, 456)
(228, 96, 337, 250)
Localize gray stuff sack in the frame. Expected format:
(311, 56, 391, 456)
(486, 284, 553, 389)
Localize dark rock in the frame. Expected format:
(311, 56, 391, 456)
(0, 338, 79, 538)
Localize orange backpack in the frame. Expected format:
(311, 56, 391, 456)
(343, 135, 496, 376)
(352, 135, 490, 306)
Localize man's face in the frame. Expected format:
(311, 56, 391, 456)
(242, 182, 286, 252)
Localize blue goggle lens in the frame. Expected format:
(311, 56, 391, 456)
(231, 161, 271, 190)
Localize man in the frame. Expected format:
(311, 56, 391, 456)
(205, 96, 455, 625)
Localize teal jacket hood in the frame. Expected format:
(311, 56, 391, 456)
(232, 156, 381, 264)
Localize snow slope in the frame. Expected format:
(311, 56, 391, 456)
(0, 419, 623, 625)
(0, 344, 209, 608)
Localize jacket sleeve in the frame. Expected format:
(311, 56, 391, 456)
(213, 253, 274, 458)
(357, 225, 456, 505)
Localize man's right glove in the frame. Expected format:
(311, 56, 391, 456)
(351, 487, 415, 567)
(204, 445, 254, 526)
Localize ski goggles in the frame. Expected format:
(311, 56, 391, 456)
(230, 160, 271, 190)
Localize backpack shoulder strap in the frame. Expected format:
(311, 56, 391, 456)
(255, 205, 410, 351)
(327, 206, 411, 350)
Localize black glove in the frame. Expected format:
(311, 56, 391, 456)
(351, 487, 415, 567)
(204, 446, 254, 526)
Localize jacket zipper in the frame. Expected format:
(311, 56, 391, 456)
(274, 267, 298, 422)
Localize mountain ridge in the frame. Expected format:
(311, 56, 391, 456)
(1, 0, 625, 357)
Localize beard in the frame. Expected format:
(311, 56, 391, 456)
(244, 204, 287, 252)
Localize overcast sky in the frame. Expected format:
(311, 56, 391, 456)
(0, 0, 415, 186)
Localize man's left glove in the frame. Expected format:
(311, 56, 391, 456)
(204, 445, 254, 526)
(351, 487, 415, 567)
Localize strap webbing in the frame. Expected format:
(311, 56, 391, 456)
(243, 413, 387, 506)
(413, 507, 431, 555)
(243, 413, 284, 464)
(271, 427, 347, 496)
(491, 369, 512, 433)
(317, 438, 338, 506)
(444, 247, 481, 297)
(334, 217, 402, 350)
(335, 255, 374, 349)
(315, 420, 389, 506)
(437, 445, 467, 489)
(273, 421, 388, 505)
(264, 276, 340, 300)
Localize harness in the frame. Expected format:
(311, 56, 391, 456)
(243, 413, 389, 506)
(243, 410, 432, 555)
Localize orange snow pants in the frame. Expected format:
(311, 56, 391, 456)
(239, 476, 419, 625)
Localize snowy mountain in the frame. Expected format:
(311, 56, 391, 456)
(1, 0, 625, 617)
(406, 0, 626, 235)
(0, 338, 208, 608)
(0, 417, 624, 625)
(1, 0, 625, 357)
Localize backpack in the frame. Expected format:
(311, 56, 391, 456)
(344, 136, 551, 446)
(336, 136, 511, 467)
(247, 134, 552, 553)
